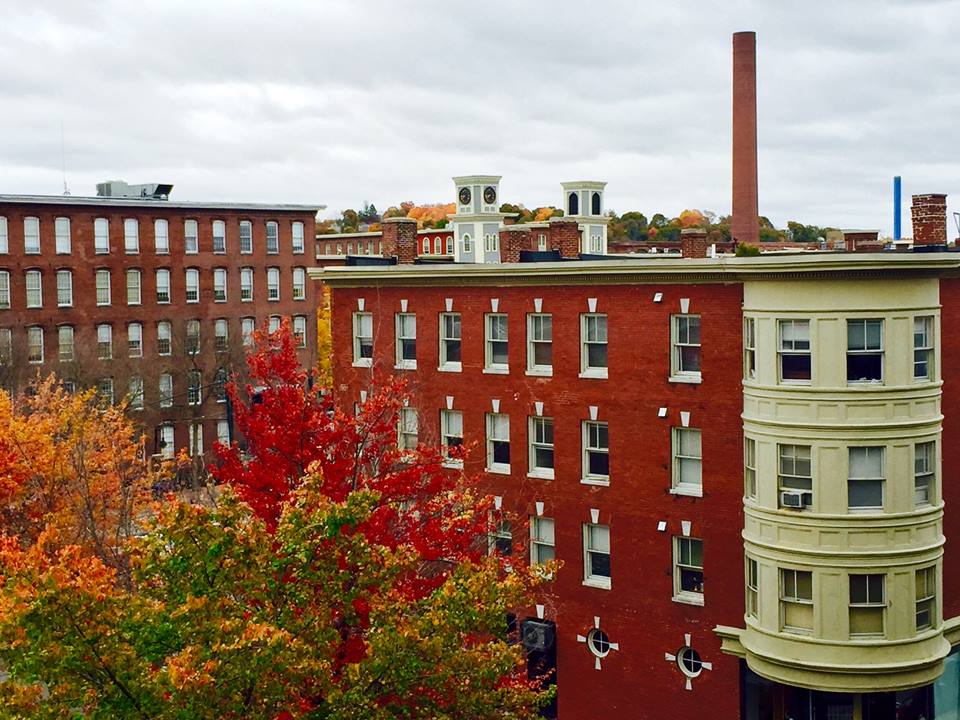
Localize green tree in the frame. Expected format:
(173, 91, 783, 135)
(340, 209, 359, 232)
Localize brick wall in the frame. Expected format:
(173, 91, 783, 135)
(912, 194, 948, 246)
(381, 217, 419, 263)
(499, 226, 533, 263)
(549, 218, 581, 258)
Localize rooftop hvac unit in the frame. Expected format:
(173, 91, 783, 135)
(521, 619, 556, 652)
(780, 490, 812, 509)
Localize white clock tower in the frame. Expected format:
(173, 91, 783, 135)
(561, 181, 609, 255)
(450, 175, 511, 263)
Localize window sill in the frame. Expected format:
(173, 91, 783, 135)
(581, 477, 609, 487)
(579, 369, 608, 380)
(847, 380, 885, 386)
(395, 361, 417, 371)
(672, 593, 704, 607)
(582, 577, 611, 590)
(486, 465, 511, 475)
(441, 460, 464, 470)
(438, 363, 462, 373)
(781, 627, 813, 636)
(525, 368, 553, 377)
(527, 469, 554, 481)
(669, 374, 702, 385)
(669, 486, 703, 498)
(483, 367, 509, 375)
(778, 379, 811, 386)
(352, 359, 372, 368)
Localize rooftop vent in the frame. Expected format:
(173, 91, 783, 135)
(96, 181, 174, 199)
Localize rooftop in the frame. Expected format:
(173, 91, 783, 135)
(0, 193, 324, 213)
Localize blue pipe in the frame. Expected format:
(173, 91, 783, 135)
(894, 176, 902, 240)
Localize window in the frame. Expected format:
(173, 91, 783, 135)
(241, 317, 255, 346)
(434, 237, 442, 254)
(847, 319, 883, 383)
(672, 428, 702, 495)
(528, 416, 554, 478)
(583, 523, 611, 588)
(25, 270, 42, 308)
(916, 567, 936, 631)
(746, 557, 759, 619)
(441, 409, 463, 465)
(187, 370, 202, 405)
(914, 316, 934, 381)
(0, 271, 8, 309)
(395, 313, 416, 368)
(0, 328, 11, 365)
(744, 317, 756, 379)
(581, 314, 608, 376)
(398, 407, 418, 450)
(914, 441, 935, 506)
(744, 437, 757, 500)
(568, 192, 579, 216)
(215, 319, 229, 353)
(780, 569, 814, 633)
(213, 368, 228, 402)
(462, 234, 472, 253)
(56, 270, 73, 307)
(213, 268, 227, 302)
(94, 218, 109, 254)
(671, 314, 701, 378)
(156, 269, 171, 303)
(266, 221, 279, 254)
(189, 422, 203, 455)
(0, 216, 7, 253)
(185, 269, 199, 303)
(587, 629, 611, 659)
(588, 233, 602, 254)
(778, 444, 812, 507)
(484, 233, 499, 253)
(159, 374, 173, 408)
(157, 423, 175, 458)
(849, 446, 884, 511)
(240, 267, 254, 301)
(537, 233, 547, 251)
(489, 519, 512, 556)
(154, 219, 169, 254)
(128, 376, 144, 411)
(212, 220, 226, 253)
(530, 517, 555, 564)
(23, 217, 40, 254)
(353, 312, 373, 365)
(291, 267, 306, 301)
(184, 219, 199, 254)
(592, 191, 601, 215)
(27, 326, 43, 363)
(217, 419, 230, 447)
(239, 220, 252, 254)
(292, 221, 304, 254)
(674, 537, 704, 603)
(268, 315, 281, 334)
(55, 217, 71, 254)
(445, 236, 453, 255)
(849, 574, 885, 637)
(267, 267, 280, 301)
(126, 269, 141, 305)
(95, 269, 111, 306)
(422, 237, 430, 254)
(186, 320, 200, 355)
(439, 313, 461, 369)
(527, 314, 552, 374)
(124, 218, 139, 253)
(128, 322, 143, 357)
(97, 324, 113, 359)
(58, 325, 74, 362)
(97, 378, 114, 407)
(677, 648, 704, 679)
(582, 421, 609, 483)
(486, 413, 510, 472)
(293, 315, 307, 348)
(485, 313, 508, 370)
(157, 321, 172, 356)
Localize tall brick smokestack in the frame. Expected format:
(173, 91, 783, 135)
(731, 31, 759, 245)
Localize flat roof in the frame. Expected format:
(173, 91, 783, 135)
(0, 194, 323, 213)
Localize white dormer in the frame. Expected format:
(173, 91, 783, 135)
(561, 181, 609, 255)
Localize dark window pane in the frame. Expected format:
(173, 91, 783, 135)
(588, 452, 609, 476)
(681, 568, 704, 593)
(680, 346, 701, 372)
(781, 354, 811, 380)
(493, 441, 510, 465)
(492, 341, 508, 364)
(446, 339, 461, 362)
(588, 344, 608, 368)
(534, 343, 552, 366)
(590, 552, 610, 578)
(847, 354, 882, 382)
(535, 448, 554, 469)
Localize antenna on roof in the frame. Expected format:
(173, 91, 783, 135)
(60, 121, 71, 196)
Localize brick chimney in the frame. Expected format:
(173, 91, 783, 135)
(549, 218, 581, 259)
(499, 226, 532, 263)
(381, 217, 418, 263)
(911, 194, 948, 246)
(681, 228, 709, 258)
(731, 31, 759, 245)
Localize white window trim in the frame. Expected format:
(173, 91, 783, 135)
(485, 412, 510, 474)
(582, 523, 611, 590)
(780, 568, 815, 635)
(483, 313, 509, 374)
(352, 311, 373, 368)
(672, 537, 705, 606)
(848, 446, 885, 513)
(848, 573, 886, 639)
(438, 312, 462, 373)
(526, 313, 553, 377)
(670, 427, 703, 497)
(581, 420, 609, 486)
(846, 318, 885, 385)
(670, 314, 702, 384)
(777, 318, 812, 385)
(579, 313, 608, 380)
(527, 416, 555, 480)
(440, 409, 464, 469)
(394, 313, 417, 370)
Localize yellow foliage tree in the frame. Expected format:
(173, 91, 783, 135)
(678, 209, 706, 228)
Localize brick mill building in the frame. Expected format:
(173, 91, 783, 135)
(0, 182, 321, 461)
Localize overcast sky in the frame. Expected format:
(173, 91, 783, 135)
(1, 0, 958, 236)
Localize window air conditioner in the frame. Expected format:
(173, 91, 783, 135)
(521, 619, 556, 652)
(780, 490, 811, 509)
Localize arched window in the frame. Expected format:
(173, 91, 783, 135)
(592, 192, 601, 216)
(434, 237, 442, 254)
(568, 192, 579, 216)
(463, 234, 472, 253)
(422, 238, 430, 254)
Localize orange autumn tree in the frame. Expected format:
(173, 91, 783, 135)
(0, 376, 154, 584)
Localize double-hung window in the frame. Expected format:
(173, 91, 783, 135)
(94, 218, 110, 254)
(240, 267, 254, 301)
(157, 423, 175, 457)
(0, 271, 8, 309)
(56, 270, 73, 307)
(213, 268, 227, 302)
(157, 321, 171, 356)
(186, 320, 201, 355)
(583, 523, 611, 588)
(489, 519, 512, 556)
(269, 316, 282, 336)
(778, 319, 810, 382)
(916, 567, 936, 632)
(440, 409, 463, 465)
(581, 313, 608, 377)
(185, 268, 199, 303)
(744, 317, 756, 379)
(97, 324, 113, 359)
(27, 326, 43, 363)
(914, 441, 935, 506)
(292, 267, 306, 300)
(184, 220, 199, 254)
(528, 416, 554, 479)
(266, 221, 279, 254)
(395, 313, 416, 368)
(159, 374, 173, 408)
(746, 558, 759, 619)
(352, 312, 373, 366)
(914, 316, 934, 381)
(239, 220, 252, 254)
(96, 269, 111, 306)
(439, 312, 461, 370)
(241, 317, 255, 346)
(187, 369, 202, 405)
(780, 569, 813, 633)
(671, 314, 701, 380)
(213, 368, 228, 402)
(24, 217, 40, 254)
(58, 325, 74, 362)
(156, 269, 171, 303)
(217, 420, 230, 447)
(97, 378, 114, 407)
(485, 313, 508, 371)
(0, 328, 12, 364)
(0, 216, 7, 253)
(292, 221, 304, 254)
(398, 407, 418, 450)
(55, 217, 71, 254)
(778, 444, 812, 508)
(848, 446, 884, 511)
(530, 517, 555, 564)
(849, 574, 885, 637)
(582, 421, 609, 484)
(128, 322, 143, 357)
(267, 267, 280, 301)
(527, 313, 552, 374)
(485, 413, 510, 473)
(124, 218, 139, 253)
(293, 316, 307, 348)
(215, 318, 229, 353)
(155, 219, 169, 253)
(126, 269, 142, 305)
(744, 437, 757, 500)
(25, 270, 42, 308)
(128, 376, 144, 410)
(212, 220, 226, 253)
(671, 428, 702, 495)
(847, 319, 883, 383)
(673, 537, 704, 603)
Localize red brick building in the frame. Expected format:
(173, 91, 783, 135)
(0, 185, 321, 462)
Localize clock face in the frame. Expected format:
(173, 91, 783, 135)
(483, 185, 497, 204)
(458, 187, 472, 206)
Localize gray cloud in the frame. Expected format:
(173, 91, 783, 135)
(0, 0, 958, 237)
